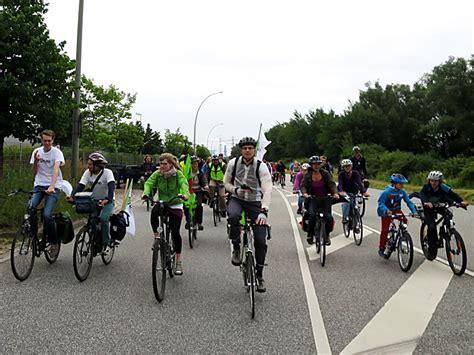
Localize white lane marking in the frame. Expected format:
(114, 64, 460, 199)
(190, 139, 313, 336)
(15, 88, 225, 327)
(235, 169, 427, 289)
(306, 232, 374, 261)
(333, 212, 474, 277)
(290, 201, 298, 206)
(341, 260, 453, 354)
(275, 188, 332, 354)
(286, 194, 295, 197)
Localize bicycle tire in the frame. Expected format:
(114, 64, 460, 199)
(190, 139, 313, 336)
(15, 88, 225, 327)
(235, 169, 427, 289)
(44, 241, 61, 264)
(342, 217, 350, 238)
(188, 222, 194, 249)
(360, 198, 366, 218)
(314, 221, 321, 254)
(246, 253, 256, 319)
(101, 241, 115, 265)
(446, 230, 466, 276)
(146, 198, 150, 212)
(419, 223, 435, 260)
(73, 226, 94, 282)
(213, 201, 218, 227)
(152, 239, 167, 302)
(320, 224, 326, 267)
(10, 227, 36, 281)
(353, 209, 363, 246)
(398, 232, 413, 272)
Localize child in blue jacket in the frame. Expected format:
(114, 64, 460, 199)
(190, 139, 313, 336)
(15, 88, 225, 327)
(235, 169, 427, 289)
(377, 173, 417, 257)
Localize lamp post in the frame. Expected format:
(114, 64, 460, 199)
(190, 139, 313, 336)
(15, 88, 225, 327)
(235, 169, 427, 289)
(135, 112, 142, 124)
(193, 91, 223, 154)
(206, 123, 223, 149)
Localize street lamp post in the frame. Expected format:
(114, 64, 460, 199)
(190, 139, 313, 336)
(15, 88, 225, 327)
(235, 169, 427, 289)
(193, 91, 223, 154)
(206, 123, 223, 150)
(135, 112, 142, 124)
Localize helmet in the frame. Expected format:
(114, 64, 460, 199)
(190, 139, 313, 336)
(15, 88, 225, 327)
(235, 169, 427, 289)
(352, 146, 361, 152)
(191, 155, 199, 163)
(427, 170, 443, 180)
(341, 159, 353, 167)
(390, 173, 408, 184)
(308, 155, 322, 164)
(88, 152, 108, 164)
(302, 163, 310, 169)
(211, 154, 219, 160)
(238, 136, 257, 148)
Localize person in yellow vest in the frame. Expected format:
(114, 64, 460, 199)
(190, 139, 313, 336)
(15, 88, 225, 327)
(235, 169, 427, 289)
(208, 154, 227, 217)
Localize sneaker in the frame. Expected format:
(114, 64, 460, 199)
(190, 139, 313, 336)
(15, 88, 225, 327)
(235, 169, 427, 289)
(102, 245, 111, 254)
(221, 210, 227, 218)
(256, 277, 266, 293)
(342, 218, 348, 224)
(184, 222, 190, 230)
(231, 249, 241, 266)
(437, 238, 443, 248)
(306, 234, 314, 245)
(174, 262, 183, 275)
(197, 224, 204, 231)
(378, 247, 385, 257)
(325, 238, 331, 246)
(296, 208, 302, 215)
(49, 243, 59, 258)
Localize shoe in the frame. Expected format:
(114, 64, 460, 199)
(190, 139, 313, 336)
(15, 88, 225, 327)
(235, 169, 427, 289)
(102, 245, 111, 254)
(174, 262, 183, 275)
(437, 238, 443, 248)
(342, 218, 348, 224)
(49, 243, 59, 257)
(231, 249, 241, 266)
(221, 210, 227, 218)
(185, 222, 190, 230)
(197, 224, 204, 231)
(306, 234, 314, 245)
(256, 277, 266, 293)
(296, 208, 302, 215)
(325, 238, 331, 246)
(378, 247, 385, 257)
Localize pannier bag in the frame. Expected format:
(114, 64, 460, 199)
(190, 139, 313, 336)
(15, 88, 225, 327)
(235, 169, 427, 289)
(110, 210, 130, 241)
(74, 192, 96, 214)
(54, 211, 74, 244)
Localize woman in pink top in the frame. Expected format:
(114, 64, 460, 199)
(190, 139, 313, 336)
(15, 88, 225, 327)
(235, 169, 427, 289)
(293, 163, 309, 214)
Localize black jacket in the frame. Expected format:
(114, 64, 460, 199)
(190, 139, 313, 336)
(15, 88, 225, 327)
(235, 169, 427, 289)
(301, 168, 337, 196)
(420, 183, 462, 204)
(350, 155, 367, 177)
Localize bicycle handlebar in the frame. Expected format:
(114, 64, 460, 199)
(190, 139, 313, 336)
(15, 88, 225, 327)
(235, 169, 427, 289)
(8, 188, 32, 197)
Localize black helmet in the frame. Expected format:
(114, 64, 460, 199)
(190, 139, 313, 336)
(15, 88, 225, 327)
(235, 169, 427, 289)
(308, 155, 322, 164)
(238, 137, 257, 148)
(88, 152, 108, 164)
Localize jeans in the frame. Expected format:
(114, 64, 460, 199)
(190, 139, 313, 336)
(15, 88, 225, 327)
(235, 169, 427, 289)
(341, 193, 355, 219)
(297, 191, 304, 211)
(100, 202, 114, 245)
(30, 186, 60, 243)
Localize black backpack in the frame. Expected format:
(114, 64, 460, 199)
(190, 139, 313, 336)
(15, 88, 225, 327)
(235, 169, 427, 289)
(110, 210, 130, 241)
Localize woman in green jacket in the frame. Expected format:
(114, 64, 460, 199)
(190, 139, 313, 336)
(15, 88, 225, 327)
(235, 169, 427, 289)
(142, 153, 189, 275)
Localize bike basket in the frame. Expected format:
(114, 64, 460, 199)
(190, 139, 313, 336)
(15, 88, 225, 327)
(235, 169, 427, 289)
(74, 192, 96, 214)
(54, 211, 74, 244)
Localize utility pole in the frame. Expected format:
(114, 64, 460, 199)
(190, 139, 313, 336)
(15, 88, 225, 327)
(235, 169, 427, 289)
(71, 0, 84, 180)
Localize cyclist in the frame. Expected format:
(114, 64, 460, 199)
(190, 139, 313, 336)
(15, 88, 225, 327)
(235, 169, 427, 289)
(419, 171, 468, 258)
(68, 152, 115, 252)
(377, 173, 418, 257)
(141, 154, 157, 181)
(29, 129, 65, 256)
(293, 163, 309, 214)
(142, 153, 190, 275)
(184, 155, 209, 231)
(338, 159, 370, 224)
(208, 154, 227, 217)
(321, 155, 333, 174)
(301, 156, 339, 246)
(350, 146, 369, 188)
(224, 137, 272, 293)
(290, 161, 301, 183)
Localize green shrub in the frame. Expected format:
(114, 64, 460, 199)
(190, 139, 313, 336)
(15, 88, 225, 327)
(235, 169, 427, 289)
(455, 161, 474, 188)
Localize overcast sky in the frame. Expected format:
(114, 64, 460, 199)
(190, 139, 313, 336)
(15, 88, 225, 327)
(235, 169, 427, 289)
(45, 0, 473, 154)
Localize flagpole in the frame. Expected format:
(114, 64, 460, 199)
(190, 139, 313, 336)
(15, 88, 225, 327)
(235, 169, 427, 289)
(257, 123, 263, 145)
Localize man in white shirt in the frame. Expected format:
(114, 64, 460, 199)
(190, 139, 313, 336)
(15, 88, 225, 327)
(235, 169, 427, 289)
(29, 129, 65, 255)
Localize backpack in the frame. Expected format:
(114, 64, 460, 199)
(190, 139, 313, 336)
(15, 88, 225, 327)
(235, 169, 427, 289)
(110, 210, 130, 241)
(54, 212, 74, 244)
(231, 156, 262, 186)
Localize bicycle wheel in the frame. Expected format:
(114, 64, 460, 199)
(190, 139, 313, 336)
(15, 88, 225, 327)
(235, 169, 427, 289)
(44, 240, 61, 264)
(319, 223, 326, 267)
(398, 232, 413, 272)
(419, 223, 435, 260)
(146, 198, 150, 212)
(314, 221, 321, 254)
(246, 253, 256, 319)
(101, 241, 115, 265)
(445, 230, 466, 276)
(152, 239, 167, 302)
(73, 226, 94, 282)
(360, 198, 366, 218)
(342, 216, 351, 238)
(213, 201, 218, 227)
(10, 227, 36, 281)
(188, 221, 194, 249)
(352, 210, 363, 246)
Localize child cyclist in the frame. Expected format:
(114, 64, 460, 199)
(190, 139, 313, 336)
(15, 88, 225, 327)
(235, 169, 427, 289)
(377, 173, 418, 257)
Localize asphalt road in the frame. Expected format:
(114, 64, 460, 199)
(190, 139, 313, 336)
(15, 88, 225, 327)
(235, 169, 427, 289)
(0, 183, 472, 354)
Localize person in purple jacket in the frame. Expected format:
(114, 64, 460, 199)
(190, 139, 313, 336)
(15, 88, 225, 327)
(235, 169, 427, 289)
(338, 159, 370, 223)
(293, 163, 309, 214)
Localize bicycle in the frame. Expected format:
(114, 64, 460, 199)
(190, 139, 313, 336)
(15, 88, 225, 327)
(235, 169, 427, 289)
(419, 202, 467, 275)
(342, 193, 366, 246)
(73, 192, 116, 282)
(211, 184, 223, 227)
(383, 213, 415, 272)
(8, 189, 61, 281)
(186, 193, 198, 249)
(145, 194, 183, 302)
(279, 172, 286, 188)
(306, 195, 334, 267)
(236, 212, 271, 319)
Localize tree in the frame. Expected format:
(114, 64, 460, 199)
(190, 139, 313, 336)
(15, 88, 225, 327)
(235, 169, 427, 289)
(116, 122, 143, 153)
(195, 144, 210, 159)
(163, 128, 192, 157)
(0, 0, 75, 177)
(142, 123, 163, 155)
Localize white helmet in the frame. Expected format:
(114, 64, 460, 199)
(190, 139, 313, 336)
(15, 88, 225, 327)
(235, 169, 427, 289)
(427, 170, 443, 180)
(88, 152, 108, 164)
(302, 163, 310, 169)
(341, 159, 352, 167)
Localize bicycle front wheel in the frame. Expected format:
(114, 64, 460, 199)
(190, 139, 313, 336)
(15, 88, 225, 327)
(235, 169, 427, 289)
(246, 253, 256, 319)
(446, 230, 466, 276)
(352, 210, 363, 246)
(398, 232, 413, 272)
(152, 239, 167, 302)
(360, 198, 366, 218)
(213, 202, 218, 227)
(73, 226, 94, 282)
(11, 227, 36, 281)
(319, 224, 327, 267)
(188, 222, 194, 249)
